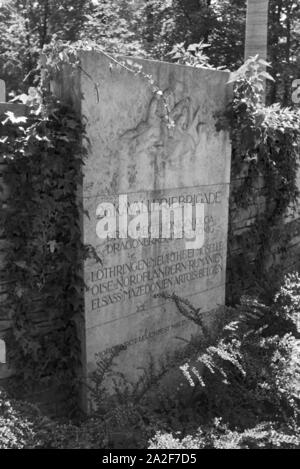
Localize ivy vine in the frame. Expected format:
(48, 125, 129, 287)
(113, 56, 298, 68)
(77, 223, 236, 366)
(0, 84, 87, 408)
(0, 41, 167, 411)
(220, 57, 300, 303)
(1, 46, 300, 413)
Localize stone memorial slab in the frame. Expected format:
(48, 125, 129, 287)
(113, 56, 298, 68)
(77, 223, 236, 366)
(56, 52, 232, 409)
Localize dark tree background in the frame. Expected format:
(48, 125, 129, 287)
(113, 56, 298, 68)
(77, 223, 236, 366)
(0, 0, 299, 103)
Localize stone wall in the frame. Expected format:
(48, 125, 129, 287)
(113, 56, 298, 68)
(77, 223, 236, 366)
(226, 161, 300, 304)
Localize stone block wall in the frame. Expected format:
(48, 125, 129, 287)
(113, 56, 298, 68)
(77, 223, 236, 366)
(226, 161, 300, 304)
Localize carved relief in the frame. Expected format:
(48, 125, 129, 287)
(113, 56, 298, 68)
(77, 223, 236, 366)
(120, 88, 206, 186)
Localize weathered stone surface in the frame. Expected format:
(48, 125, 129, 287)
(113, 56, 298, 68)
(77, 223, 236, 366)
(56, 52, 232, 409)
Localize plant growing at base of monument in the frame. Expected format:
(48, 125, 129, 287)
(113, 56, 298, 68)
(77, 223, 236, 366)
(219, 56, 300, 303)
(149, 420, 300, 449)
(86, 335, 203, 446)
(161, 273, 300, 430)
(81, 275, 300, 447)
(0, 86, 87, 408)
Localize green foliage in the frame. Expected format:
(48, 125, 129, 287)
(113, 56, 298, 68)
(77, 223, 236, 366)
(0, 86, 86, 405)
(163, 273, 300, 429)
(0, 388, 41, 449)
(0, 0, 299, 107)
(84, 0, 145, 56)
(78, 276, 300, 448)
(205, 0, 246, 70)
(1, 273, 299, 449)
(221, 56, 300, 303)
(268, 0, 300, 105)
(137, 0, 246, 67)
(275, 272, 300, 325)
(0, 2, 38, 95)
(147, 272, 300, 449)
(149, 420, 300, 449)
(167, 41, 220, 69)
(0, 388, 106, 449)
(0, 0, 93, 95)
(0, 40, 165, 414)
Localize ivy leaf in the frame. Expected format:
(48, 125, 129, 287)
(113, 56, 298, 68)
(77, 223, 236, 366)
(3, 111, 27, 124)
(258, 58, 272, 68)
(11, 93, 29, 104)
(48, 240, 57, 253)
(259, 71, 275, 82)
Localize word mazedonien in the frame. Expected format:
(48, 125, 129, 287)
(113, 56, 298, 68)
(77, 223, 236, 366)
(96, 194, 206, 249)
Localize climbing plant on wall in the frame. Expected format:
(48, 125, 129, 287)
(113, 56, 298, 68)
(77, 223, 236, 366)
(0, 40, 165, 409)
(1, 43, 300, 414)
(0, 83, 87, 406)
(220, 56, 300, 303)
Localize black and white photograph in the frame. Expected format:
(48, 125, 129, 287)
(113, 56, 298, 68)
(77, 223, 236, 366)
(0, 0, 299, 454)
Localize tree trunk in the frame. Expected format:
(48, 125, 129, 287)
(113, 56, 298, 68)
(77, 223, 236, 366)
(244, 0, 269, 61)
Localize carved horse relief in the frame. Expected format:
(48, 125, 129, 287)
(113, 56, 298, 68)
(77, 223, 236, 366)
(119, 88, 205, 187)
